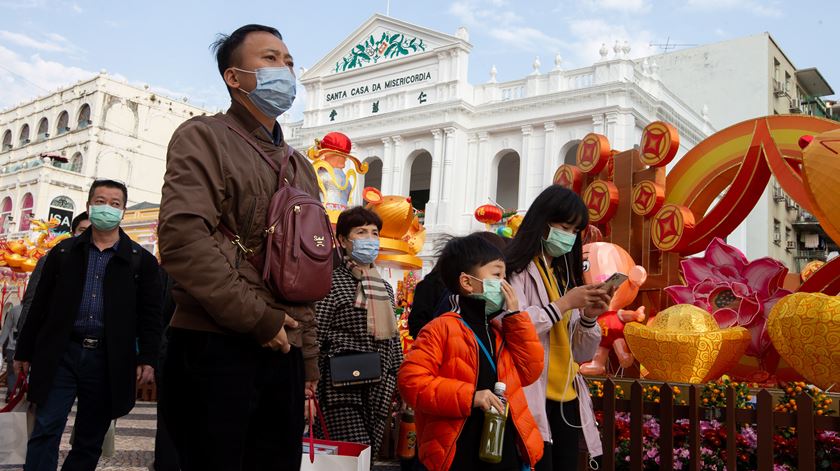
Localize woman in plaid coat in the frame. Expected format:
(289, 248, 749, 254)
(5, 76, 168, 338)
(315, 207, 404, 460)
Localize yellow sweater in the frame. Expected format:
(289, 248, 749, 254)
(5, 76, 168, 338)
(534, 258, 578, 402)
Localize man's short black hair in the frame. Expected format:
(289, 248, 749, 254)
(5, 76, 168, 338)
(336, 206, 383, 239)
(439, 233, 505, 294)
(71, 211, 89, 233)
(211, 24, 283, 77)
(88, 179, 128, 206)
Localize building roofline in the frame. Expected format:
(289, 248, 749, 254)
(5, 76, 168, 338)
(1, 73, 213, 115)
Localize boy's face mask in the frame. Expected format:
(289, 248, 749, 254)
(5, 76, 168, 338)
(464, 274, 505, 315)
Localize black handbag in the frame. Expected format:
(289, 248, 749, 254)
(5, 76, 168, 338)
(329, 352, 382, 387)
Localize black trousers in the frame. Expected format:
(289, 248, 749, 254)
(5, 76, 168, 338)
(25, 341, 111, 471)
(534, 398, 582, 471)
(161, 328, 305, 471)
(153, 329, 179, 471)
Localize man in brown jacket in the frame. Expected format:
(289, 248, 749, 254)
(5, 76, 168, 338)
(158, 24, 320, 471)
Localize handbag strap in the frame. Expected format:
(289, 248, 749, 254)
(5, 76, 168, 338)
(213, 115, 294, 185)
(307, 398, 330, 463)
(212, 114, 295, 243)
(0, 374, 27, 413)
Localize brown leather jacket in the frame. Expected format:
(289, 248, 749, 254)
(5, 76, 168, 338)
(159, 99, 321, 380)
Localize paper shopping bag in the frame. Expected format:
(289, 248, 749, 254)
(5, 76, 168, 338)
(301, 398, 371, 471)
(0, 376, 32, 465)
(300, 438, 370, 471)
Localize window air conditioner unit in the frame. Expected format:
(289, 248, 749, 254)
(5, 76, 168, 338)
(63, 126, 71, 132)
(773, 186, 785, 202)
(773, 79, 787, 97)
(22, 139, 30, 145)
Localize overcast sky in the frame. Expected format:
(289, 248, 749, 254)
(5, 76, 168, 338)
(1, 0, 836, 120)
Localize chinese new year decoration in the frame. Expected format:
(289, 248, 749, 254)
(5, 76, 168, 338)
(308, 132, 368, 224)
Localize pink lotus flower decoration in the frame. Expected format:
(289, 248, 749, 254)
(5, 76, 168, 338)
(665, 238, 792, 359)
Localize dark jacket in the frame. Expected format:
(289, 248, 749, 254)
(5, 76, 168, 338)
(158, 99, 321, 380)
(16, 255, 47, 339)
(15, 228, 163, 418)
(408, 272, 449, 339)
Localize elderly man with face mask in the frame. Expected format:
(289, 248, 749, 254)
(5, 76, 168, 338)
(158, 24, 321, 471)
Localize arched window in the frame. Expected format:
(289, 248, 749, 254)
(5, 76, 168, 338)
(2, 130, 11, 151)
(0, 197, 12, 234)
(37, 117, 49, 141)
(408, 151, 432, 212)
(77, 104, 91, 128)
(70, 152, 83, 173)
(19, 124, 30, 146)
(495, 151, 520, 211)
(56, 111, 70, 135)
(563, 140, 581, 166)
(19, 193, 34, 232)
(362, 158, 383, 190)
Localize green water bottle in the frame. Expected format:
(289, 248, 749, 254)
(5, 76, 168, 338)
(479, 382, 508, 463)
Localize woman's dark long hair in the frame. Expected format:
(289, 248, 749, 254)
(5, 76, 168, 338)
(505, 185, 589, 288)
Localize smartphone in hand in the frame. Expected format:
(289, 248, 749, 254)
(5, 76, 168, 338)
(602, 272, 629, 291)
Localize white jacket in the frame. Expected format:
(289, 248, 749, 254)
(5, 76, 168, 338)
(509, 261, 602, 456)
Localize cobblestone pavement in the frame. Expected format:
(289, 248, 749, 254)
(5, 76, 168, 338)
(1, 384, 400, 470)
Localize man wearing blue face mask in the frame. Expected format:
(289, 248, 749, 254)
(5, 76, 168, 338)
(158, 24, 322, 471)
(14, 180, 162, 471)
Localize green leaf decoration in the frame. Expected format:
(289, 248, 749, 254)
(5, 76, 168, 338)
(336, 31, 427, 72)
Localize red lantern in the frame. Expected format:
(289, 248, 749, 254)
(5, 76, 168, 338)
(475, 204, 504, 224)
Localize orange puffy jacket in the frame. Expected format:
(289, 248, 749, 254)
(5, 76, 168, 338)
(398, 310, 545, 471)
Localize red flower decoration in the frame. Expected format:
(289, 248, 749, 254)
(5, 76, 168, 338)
(665, 238, 792, 358)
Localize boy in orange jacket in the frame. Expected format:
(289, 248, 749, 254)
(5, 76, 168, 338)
(398, 234, 545, 471)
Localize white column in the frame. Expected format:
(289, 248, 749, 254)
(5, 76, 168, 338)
(543, 122, 557, 187)
(390, 135, 403, 195)
(464, 133, 479, 214)
(441, 127, 457, 203)
(605, 111, 619, 145)
(427, 129, 444, 228)
(476, 131, 490, 207)
(592, 114, 605, 134)
(380, 137, 393, 195)
(519, 125, 533, 207)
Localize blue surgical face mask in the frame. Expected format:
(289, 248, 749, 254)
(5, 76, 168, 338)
(543, 226, 577, 257)
(466, 275, 505, 315)
(88, 205, 123, 231)
(350, 238, 380, 265)
(234, 67, 296, 118)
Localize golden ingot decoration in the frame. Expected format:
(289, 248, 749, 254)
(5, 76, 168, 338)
(767, 292, 840, 390)
(624, 304, 751, 384)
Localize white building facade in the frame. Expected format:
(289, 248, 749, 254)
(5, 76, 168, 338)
(0, 74, 210, 236)
(288, 15, 711, 256)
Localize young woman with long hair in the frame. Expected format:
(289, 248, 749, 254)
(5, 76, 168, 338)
(505, 185, 613, 471)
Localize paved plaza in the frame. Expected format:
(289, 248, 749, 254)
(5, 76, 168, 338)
(0, 383, 400, 471)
